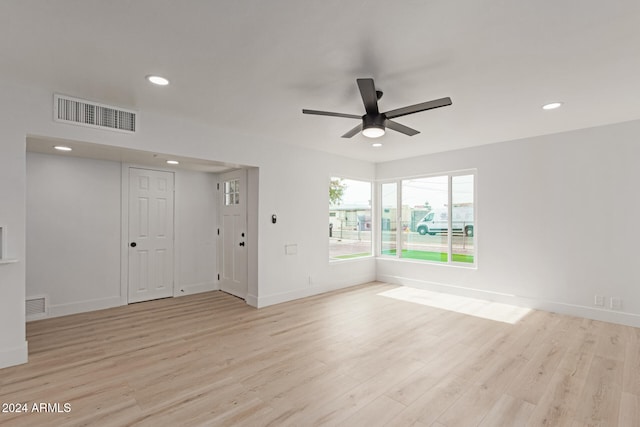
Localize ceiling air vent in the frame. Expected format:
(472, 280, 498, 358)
(54, 94, 136, 133)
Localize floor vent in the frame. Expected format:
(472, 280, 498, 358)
(54, 94, 136, 133)
(26, 296, 47, 321)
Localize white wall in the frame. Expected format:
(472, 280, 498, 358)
(174, 169, 218, 296)
(0, 127, 28, 368)
(376, 119, 640, 326)
(25, 152, 219, 318)
(26, 153, 122, 316)
(254, 150, 376, 307)
(0, 81, 375, 368)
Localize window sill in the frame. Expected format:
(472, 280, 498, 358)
(376, 255, 477, 270)
(329, 255, 375, 263)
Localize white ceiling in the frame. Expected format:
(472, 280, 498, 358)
(3, 1, 640, 163)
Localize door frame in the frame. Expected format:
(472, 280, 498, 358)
(120, 163, 177, 305)
(216, 167, 259, 306)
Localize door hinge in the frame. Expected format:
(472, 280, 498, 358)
(217, 274, 220, 280)
(217, 183, 220, 190)
(217, 228, 220, 235)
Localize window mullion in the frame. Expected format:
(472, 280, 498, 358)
(396, 180, 402, 258)
(447, 175, 453, 263)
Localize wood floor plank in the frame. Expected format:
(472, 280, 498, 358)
(573, 355, 623, 426)
(594, 321, 627, 362)
(477, 394, 536, 427)
(524, 345, 593, 426)
(393, 374, 468, 426)
(619, 392, 640, 426)
(342, 395, 406, 427)
(506, 339, 567, 405)
(624, 338, 640, 395)
(435, 348, 528, 427)
(0, 282, 637, 426)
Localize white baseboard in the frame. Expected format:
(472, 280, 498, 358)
(246, 294, 258, 307)
(378, 274, 640, 328)
(47, 296, 122, 319)
(34, 283, 218, 320)
(175, 281, 217, 297)
(0, 341, 28, 369)
(256, 280, 371, 308)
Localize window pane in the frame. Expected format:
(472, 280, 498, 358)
(329, 178, 372, 260)
(452, 175, 474, 263)
(402, 176, 449, 262)
(381, 182, 397, 256)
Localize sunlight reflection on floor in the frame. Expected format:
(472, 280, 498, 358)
(378, 286, 531, 324)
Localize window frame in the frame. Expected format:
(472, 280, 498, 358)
(377, 169, 477, 267)
(328, 176, 374, 262)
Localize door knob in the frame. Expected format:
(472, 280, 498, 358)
(239, 242, 245, 247)
(130, 242, 137, 247)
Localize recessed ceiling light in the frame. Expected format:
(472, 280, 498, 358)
(542, 102, 563, 110)
(166, 160, 179, 165)
(54, 145, 72, 151)
(372, 143, 383, 148)
(146, 75, 170, 86)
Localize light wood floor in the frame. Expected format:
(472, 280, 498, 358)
(1, 282, 639, 426)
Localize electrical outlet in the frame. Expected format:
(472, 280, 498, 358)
(610, 297, 622, 310)
(594, 295, 605, 307)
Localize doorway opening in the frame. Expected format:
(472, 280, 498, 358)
(26, 135, 259, 318)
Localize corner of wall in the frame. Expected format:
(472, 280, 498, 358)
(0, 341, 28, 369)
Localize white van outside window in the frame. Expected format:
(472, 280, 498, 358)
(416, 206, 474, 237)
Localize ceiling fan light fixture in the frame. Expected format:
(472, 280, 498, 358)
(362, 125, 385, 138)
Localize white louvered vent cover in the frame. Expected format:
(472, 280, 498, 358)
(54, 94, 136, 133)
(26, 296, 47, 320)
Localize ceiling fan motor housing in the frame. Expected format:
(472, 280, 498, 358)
(363, 113, 386, 131)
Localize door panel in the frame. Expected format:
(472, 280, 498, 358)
(219, 169, 248, 299)
(128, 168, 175, 303)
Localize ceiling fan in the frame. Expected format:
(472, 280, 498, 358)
(303, 78, 452, 139)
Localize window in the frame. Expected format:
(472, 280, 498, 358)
(381, 172, 475, 265)
(224, 179, 240, 206)
(329, 177, 372, 260)
(451, 175, 475, 263)
(403, 175, 450, 261)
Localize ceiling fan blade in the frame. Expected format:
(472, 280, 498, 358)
(384, 97, 452, 119)
(356, 78, 379, 116)
(302, 109, 361, 119)
(341, 124, 363, 138)
(385, 119, 420, 136)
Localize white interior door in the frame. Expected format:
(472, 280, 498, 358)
(128, 168, 175, 303)
(219, 169, 248, 299)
